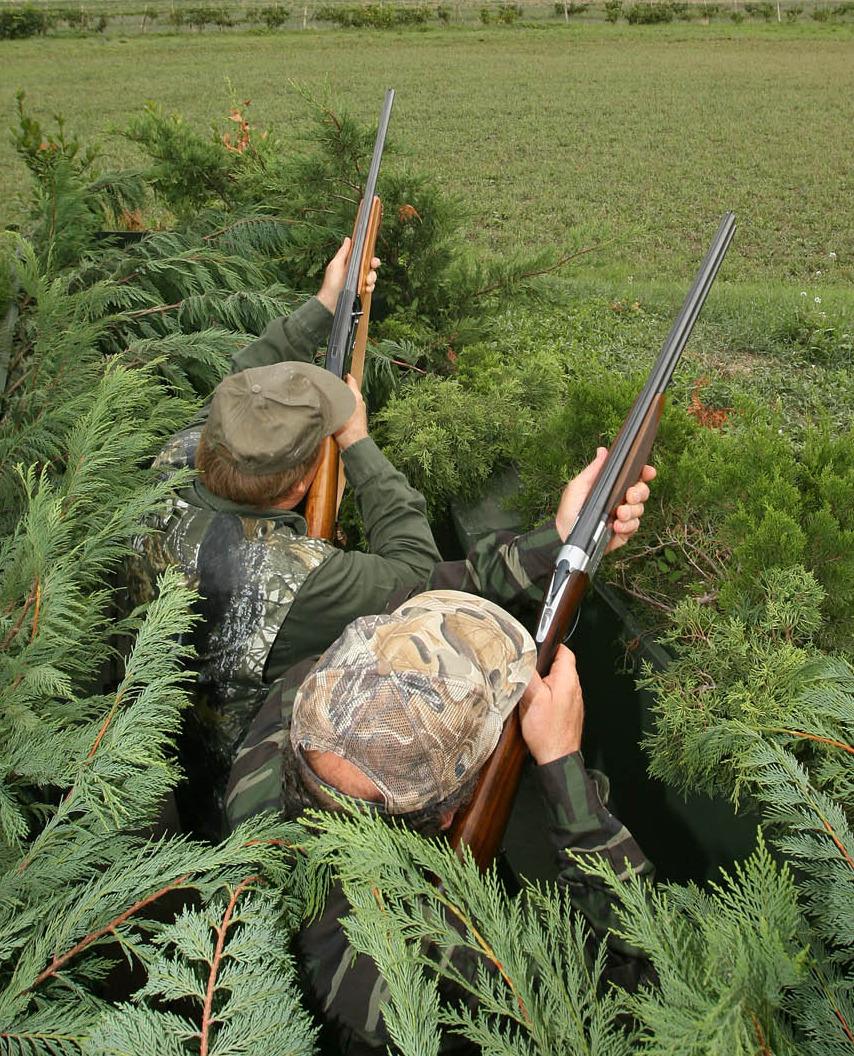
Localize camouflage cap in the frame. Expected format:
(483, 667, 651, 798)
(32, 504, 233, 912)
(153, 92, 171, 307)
(205, 362, 355, 476)
(290, 590, 537, 814)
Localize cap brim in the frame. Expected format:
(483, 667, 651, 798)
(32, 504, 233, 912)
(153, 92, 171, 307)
(291, 362, 355, 435)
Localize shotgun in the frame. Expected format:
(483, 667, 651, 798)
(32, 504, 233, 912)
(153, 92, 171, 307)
(449, 212, 737, 867)
(305, 88, 395, 540)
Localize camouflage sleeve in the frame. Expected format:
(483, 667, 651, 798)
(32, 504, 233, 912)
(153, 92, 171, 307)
(224, 661, 311, 830)
(536, 752, 654, 988)
(424, 522, 562, 608)
(230, 297, 333, 373)
(298, 753, 653, 1049)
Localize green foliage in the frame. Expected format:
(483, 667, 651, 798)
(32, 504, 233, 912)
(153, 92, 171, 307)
(745, 0, 775, 17)
(0, 6, 50, 39)
(586, 834, 808, 1055)
(604, 0, 623, 21)
(12, 94, 145, 271)
(87, 888, 318, 1055)
(772, 295, 853, 369)
(302, 796, 853, 1055)
(480, 2, 523, 21)
(625, 2, 675, 23)
(553, 1, 589, 15)
(123, 103, 239, 217)
(250, 2, 290, 28)
(315, 3, 431, 26)
(0, 230, 321, 1054)
(114, 91, 564, 368)
(304, 805, 636, 1055)
(375, 375, 519, 515)
(373, 298, 854, 656)
(4, 80, 854, 1056)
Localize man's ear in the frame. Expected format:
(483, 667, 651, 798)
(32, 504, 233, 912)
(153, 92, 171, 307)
(439, 809, 456, 831)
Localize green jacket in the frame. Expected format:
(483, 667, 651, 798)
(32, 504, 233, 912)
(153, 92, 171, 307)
(129, 298, 442, 760)
(226, 549, 653, 1055)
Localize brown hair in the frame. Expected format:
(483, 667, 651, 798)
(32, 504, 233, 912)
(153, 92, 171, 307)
(196, 430, 320, 508)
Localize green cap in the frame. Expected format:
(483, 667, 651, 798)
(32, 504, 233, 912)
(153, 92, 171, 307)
(205, 362, 355, 476)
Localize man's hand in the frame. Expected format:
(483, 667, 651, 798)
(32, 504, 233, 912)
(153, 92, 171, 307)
(554, 447, 656, 553)
(333, 374, 368, 451)
(316, 237, 381, 314)
(518, 645, 584, 765)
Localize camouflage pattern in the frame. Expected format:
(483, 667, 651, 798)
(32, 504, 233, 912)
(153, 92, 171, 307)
(427, 522, 562, 609)
(128, 426, 333, 760)
(292, 590, 536, 814)
(226, 657, 312, 826)
(226, 520, 568, 826)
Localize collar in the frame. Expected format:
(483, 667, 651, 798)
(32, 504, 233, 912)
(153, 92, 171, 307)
(190, 479, 308, 532)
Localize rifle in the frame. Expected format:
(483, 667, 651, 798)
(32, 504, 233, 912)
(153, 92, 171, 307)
(449, 212, 737, 867)
(305, 88, 395, 541)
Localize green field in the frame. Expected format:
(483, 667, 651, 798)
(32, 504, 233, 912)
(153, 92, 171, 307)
(1, 21, 852, 294)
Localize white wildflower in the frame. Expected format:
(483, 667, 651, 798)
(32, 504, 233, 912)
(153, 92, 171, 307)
(800, 291, 807, 297)
(829, 251, 837, 260)
(815, 296, 822, 304)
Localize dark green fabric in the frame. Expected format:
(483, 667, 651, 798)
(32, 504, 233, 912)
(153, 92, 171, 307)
(226, 295, 444, 675)
(269, 435, 441, 677)
(232, 296, 333, 372)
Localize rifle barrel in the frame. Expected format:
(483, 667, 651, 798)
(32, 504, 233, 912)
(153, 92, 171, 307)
(569, 212, 735, 547)
(325, 89, 395, 379)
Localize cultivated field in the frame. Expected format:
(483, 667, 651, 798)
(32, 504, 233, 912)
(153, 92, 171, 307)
(1, 21, 852, 295)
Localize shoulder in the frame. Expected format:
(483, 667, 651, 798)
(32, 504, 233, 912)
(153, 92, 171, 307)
(249, 521, 337, 581)
(153, 425, 204, 474)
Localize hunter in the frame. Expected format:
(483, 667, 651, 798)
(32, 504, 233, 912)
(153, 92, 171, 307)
(226, 589, 652, 1054)
(127, 241, 444, 763)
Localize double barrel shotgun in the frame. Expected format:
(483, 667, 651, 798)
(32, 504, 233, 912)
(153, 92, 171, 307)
(305, 88, 395, 541)
(450, 212, 737, 868)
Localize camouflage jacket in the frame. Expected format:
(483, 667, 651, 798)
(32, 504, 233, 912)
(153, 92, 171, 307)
(226, 546, 653, 1055)
(128, 298, 443, 763)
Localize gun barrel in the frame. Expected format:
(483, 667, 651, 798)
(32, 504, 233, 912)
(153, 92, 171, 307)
(325, 89, 395, 378)
(568, 212, 735, 549)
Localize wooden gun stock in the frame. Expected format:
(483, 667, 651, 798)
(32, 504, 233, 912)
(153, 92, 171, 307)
(305, 196, 384, 541)
(604, 394, 664, 518)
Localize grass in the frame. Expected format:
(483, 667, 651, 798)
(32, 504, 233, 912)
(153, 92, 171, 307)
(1, 21, 852, 295)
